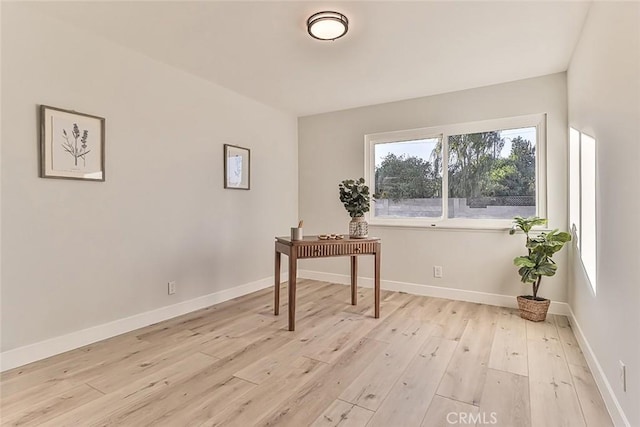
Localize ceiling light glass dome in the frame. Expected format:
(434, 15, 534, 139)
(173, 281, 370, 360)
(307, 11, 349, 41)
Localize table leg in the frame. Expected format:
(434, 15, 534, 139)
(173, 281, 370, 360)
(288, 253, 297, 331)
(374, 243, 381, 318)
(350, 255, 358, 305)
(274, 249, 281, 315)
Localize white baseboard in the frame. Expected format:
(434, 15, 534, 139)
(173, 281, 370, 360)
(567, 307, 630, 427)
(298, 269, 570, 316)
(0, 275, 286, 372)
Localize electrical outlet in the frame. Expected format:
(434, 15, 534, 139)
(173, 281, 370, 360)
(434, 266, 443, 278)
(619, 360, 626, 392)
(168, 281, 177, 295)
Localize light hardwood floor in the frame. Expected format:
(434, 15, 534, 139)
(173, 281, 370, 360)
(0, 280, 612, 426)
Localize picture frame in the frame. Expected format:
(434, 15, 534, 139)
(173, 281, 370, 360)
(224, 144, 250, 190)
(39, 105, 105, 181)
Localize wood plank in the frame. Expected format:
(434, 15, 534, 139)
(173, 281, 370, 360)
(84, 331, 223, 393)
(271, 299, 349, 333)
(41, 331, 290, 426)
(137, 287, 273, 341)
(525, 315, 560, 343)
(83, 353, 258, 427)
(488, 308, 528, 376)
(378, 290, 414, 309)
(302, 314, 389, 364)
(0, 333, 143, 384)
(431, 300, 472, 342)
(437, 305, 498, 405)
(0, 335, 151, 397)
(149, 377, 255, 427)
(568, 363, 613, 427)
(39, 352, 219, 426)
(297, 281, 349, 307)
(235, 304, 397, 386)
(479, 369, 530, 427)
(340, 287, 397, 318)
(365, 303, 423, 343)
(255, 337, 388, 427)
(186, 303, 278, 336)
(0, 378, 80, 415)
(195, 313, 282, 358)
(198, 357, 325, 426)
(368, 336, 458, 427)
(233, 313, 351, 384)
(261, 280, 327, 316)
(339, 320, 433, 411)
(200, 324, 281, 360)
(421, 395, 480, 427)
(310, 399, 374, 427)
(410, 297, 450, 323)
(83, 331, 291, 427)
(0, 383, 103, 426)
(527, 339, 585, 427)
(555, 315, 587, 368)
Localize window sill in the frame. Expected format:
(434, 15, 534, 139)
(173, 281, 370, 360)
(368, 219, 512, 232)
(369, 219, 554, 233)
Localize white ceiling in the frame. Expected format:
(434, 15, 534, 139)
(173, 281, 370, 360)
(33, 1, 591, 116)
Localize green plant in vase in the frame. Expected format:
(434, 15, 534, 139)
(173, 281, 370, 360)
(509, 216, 571, 321)
(339, 178, 372, 238)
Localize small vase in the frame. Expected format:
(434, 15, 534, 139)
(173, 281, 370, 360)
(349, 217, 368, 239)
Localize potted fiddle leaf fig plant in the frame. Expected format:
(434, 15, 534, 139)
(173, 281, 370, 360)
(509, 216, 571, 322)
(339, 178, 372, 238)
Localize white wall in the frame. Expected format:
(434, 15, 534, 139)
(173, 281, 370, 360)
(567, 3, 640, 425)
(0, 4, 298, 352)
(298, 73, 568, 302)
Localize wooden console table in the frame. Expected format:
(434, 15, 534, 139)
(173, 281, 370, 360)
(274, 235, 381, 331)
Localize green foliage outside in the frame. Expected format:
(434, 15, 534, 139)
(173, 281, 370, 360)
(374, 154, 441, 201)
(375, 132, 535, 202)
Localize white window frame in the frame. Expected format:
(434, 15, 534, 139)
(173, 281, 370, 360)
(569, 127, 597, 292)
(364, 113, 547, 229)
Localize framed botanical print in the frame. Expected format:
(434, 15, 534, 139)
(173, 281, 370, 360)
(39, 105, 105, 181)
(224, 144, 250, 190)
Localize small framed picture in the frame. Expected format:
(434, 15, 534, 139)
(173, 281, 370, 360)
(39, 105, 105, 181)
(224, 144, 250, 190)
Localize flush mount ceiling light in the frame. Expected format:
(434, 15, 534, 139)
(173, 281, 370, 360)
(307, 11, 349, 41)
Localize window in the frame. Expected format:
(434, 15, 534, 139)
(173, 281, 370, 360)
(364, 114, 546, 228)
(374, 138, 443, 218)
(570, 128, 597, 290)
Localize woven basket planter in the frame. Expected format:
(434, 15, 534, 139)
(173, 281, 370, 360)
(517, 295, 550, 322)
